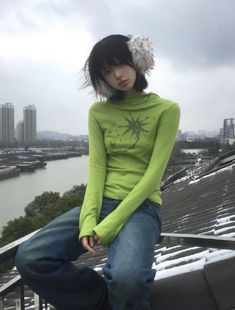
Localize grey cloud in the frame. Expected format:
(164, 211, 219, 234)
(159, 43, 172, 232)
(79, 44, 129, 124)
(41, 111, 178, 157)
(35, 1, 75, 18)
(35, 0, 114, 30)
(45, 0, 235, 70)
(1, 0, 235, 71)
(112, 0, 235, 69)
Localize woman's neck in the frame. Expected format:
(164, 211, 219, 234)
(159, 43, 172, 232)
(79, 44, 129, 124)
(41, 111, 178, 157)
(123, 89, 145, 98)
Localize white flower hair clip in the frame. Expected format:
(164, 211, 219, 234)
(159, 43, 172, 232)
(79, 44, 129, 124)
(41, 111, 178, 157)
(127, 35, 155, 74)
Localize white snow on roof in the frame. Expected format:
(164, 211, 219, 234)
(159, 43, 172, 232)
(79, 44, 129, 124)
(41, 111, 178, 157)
(173, 175, 191, 184)
(216, 215, 235, 224)
(154, 249, 208, 272)
(189, 163, 235, 185)
(155, 246, 200, 264)
(154, 259, 204, 280)
(214, 227, 235, 235)
(154, 247, 235, 280)
(152, 200, 235, 281)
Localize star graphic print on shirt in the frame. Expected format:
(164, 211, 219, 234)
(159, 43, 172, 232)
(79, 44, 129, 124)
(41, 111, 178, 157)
(109, 113, 151, 152)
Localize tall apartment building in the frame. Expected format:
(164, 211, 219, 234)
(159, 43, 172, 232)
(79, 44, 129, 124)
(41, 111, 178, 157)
(23, 105, 37, 144)
(15, 121, 24, 144)
(220, 118, 235, 145)
(0, 103, 15, 144)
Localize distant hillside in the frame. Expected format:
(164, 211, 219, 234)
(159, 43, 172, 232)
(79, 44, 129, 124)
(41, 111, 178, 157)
(37, 131, 88, 140)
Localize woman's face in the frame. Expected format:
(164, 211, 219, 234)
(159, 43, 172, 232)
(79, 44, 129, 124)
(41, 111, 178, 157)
(101, 64, 137, 93)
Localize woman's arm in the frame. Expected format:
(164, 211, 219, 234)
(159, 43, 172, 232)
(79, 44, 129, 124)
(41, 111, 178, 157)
(93, 103, 180, 246)
(79, 107, 107, 240)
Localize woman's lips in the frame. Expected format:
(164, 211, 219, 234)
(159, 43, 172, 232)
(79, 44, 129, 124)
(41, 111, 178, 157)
(119, 79, 128, 86)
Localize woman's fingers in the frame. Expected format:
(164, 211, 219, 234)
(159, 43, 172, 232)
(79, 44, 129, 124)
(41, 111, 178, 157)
(89, 236, 95, 248)
(94, 234, 101, 245)
(80, 235, 101, 254)
(81, 236, 96, 255)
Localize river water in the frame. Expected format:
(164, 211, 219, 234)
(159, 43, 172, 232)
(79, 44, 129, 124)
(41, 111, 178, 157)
(0, 156, 88, 231)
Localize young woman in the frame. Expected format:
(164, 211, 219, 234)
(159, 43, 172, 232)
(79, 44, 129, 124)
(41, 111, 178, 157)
(16, 34, 180, 310)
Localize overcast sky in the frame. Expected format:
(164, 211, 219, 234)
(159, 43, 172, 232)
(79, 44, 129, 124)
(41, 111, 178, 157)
(0, 0, 234, 135)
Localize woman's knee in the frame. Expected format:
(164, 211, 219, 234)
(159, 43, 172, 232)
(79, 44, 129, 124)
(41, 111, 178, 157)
(107, 267, 155, 300)
(15, 242, 35, 278)
(15, 238, 48, 279)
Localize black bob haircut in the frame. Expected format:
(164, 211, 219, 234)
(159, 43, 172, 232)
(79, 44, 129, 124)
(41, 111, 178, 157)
(84, 34, 148, 100)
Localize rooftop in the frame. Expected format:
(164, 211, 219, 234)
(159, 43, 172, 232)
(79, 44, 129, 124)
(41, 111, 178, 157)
(1, 151, 235, 309)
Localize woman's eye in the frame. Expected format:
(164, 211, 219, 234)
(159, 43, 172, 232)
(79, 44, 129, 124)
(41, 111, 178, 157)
(103, 69, 111, 76)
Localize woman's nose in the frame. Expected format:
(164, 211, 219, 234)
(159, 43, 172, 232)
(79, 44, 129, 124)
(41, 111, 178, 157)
(113, 67, 122, 78)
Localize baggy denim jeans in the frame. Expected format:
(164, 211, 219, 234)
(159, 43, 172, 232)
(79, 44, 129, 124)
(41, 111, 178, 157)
(15, 198, 162, 310)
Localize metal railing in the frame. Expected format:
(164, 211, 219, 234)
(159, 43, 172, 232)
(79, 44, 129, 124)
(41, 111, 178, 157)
(0, 231, 45, 310)
(160, 232, 235, 250)
(1, 231, 235, 310)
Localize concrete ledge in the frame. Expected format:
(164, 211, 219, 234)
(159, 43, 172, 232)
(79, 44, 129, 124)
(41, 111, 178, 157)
(205, 257, 235, 310)
(150, 256, 235, 310)
(150, 270, 218, 310)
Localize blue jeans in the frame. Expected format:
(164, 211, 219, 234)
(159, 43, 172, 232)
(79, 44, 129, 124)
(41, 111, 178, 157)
(15, 198, 162, 310)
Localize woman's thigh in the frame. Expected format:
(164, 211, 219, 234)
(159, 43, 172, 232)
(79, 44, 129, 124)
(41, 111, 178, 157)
(104, 200, 161, 276)
(16, 206, 84, 267)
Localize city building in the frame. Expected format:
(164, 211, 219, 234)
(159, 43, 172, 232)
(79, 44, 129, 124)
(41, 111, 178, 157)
(178, 130, 219, 142)
(181, 131, 200, 142)
(220, 118, 235, 145)
(0, 103, 15, 144)
(23, 105, 37, 145)
(15, 120, 24, 144)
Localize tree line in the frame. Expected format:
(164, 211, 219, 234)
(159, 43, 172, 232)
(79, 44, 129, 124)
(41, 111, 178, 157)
(0, 184, 86, 274)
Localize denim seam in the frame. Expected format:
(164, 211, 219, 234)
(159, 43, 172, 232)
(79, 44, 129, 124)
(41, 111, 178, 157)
(145, 200, 162, 238)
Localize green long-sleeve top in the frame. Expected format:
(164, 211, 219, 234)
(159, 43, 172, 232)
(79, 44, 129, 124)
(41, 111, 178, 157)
(79, 92, 180, 246)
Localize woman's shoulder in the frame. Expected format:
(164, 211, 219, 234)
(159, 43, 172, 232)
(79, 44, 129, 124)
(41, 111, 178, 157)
(148, 93, 180, 111)
(89, 100, 108, 114)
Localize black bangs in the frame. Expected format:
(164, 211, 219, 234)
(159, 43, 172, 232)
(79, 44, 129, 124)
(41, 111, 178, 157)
(95, 35, 133, 72)
(87, 35, 133, 86)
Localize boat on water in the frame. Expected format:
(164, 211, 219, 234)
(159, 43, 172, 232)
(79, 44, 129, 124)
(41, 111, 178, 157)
(24, 160, 47, 169)
(0, 165, 20, 180)
(16, 163, 36, 172)
(16, 160, 47, 172)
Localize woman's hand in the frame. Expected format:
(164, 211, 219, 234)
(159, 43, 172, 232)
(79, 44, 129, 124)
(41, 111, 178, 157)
(80, 235, 101, 255)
